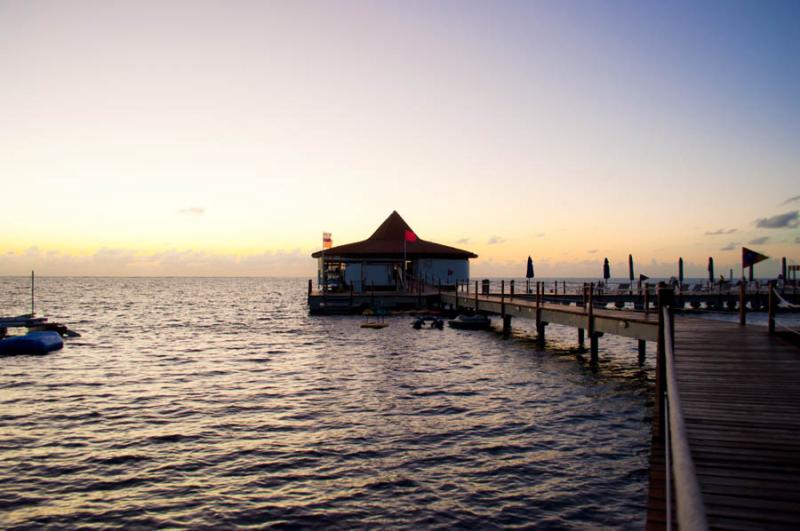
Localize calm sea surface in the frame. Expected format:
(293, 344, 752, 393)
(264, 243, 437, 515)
(1, 277, 655, 529)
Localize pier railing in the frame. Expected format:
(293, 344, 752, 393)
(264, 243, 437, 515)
(658, 289, 708, 531)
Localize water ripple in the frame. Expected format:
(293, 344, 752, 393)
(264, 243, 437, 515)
(0, 277, 653, 528)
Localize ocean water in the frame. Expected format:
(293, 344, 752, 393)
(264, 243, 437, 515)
(0, 277, 655, 529)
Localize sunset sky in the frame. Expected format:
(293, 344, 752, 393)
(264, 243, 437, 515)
(1, 0, 798, 277)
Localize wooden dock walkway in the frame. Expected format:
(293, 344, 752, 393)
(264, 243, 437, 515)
(439, 285, 800, 528)
(646, 315, 800, 529)
(309, 280, 800, 527)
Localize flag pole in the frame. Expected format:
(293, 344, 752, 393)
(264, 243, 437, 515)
(404, 238, 407, 291)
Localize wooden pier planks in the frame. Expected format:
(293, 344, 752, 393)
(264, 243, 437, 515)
(653, 317, 800, 529)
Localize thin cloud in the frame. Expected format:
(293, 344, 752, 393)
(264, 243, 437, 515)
(754, 210, 798, 229)
(781, 195, 800, 205)
(487, 236, 505, 245)
(704, 228, 737, 236)
(720, 242, 740, 251)
(748, 236, 769, 245)
(535, 233, 545, 238)
(178, 207, 206, 216)
(455, 238, 470, 245)
(587, 249, 598, 254)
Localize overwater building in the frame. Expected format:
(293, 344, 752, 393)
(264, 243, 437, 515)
(311, 211, 477, 292)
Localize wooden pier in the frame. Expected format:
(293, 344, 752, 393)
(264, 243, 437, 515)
(441, 284, 800, 528)
(647, 314, 800, 529)
(439, 286, 658, 363)
(309, 279, 800, 527)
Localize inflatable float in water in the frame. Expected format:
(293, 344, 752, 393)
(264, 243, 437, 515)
(0, 331, 64, 356)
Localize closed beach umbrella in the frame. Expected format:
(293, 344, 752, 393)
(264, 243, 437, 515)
(526, 256, 534, 279)
(603, 258, 610, 281)
(782, 257, 787, 280)
(679, 257, 684, 285)
(708, 257, 714, 283)
(628, 254, 634, 282)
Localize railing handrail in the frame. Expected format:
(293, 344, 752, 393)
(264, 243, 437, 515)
(662, 306, 708, 530)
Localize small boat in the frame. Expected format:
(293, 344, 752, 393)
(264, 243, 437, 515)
(413, 316, 444, 330)
(447, 314, 491, 330)
(0, 331, 64, 356)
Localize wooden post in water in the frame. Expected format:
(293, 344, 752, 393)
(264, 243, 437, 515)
(501, 280, 506, 321)
(536, 281, 545, 345)
(308, 278, 312, 297)
(768, 280, 776, 335)
(578, 283, 586, 350)
(588, 283, 598, 364)
(739, 282, 746, 326)
(638, 340, 646, 365)
(475, 280, 479, 312)
(31, 270, 34, 315)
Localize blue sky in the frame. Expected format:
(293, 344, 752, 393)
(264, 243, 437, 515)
(0, 0, 798, 276)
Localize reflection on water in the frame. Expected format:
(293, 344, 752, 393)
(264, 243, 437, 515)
(0, 278, 653, 528)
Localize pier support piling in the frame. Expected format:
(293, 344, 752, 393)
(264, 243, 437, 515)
(578, 328, 585, 350)
(739, 282, 746, 326)
(503, 315, 512, 337)
(536, 321, 546, 345)
(638, 340, 646, 365)
(587, 283, 597, 364)
(590, 334, 599, 364)
(768, 280, 776, 335)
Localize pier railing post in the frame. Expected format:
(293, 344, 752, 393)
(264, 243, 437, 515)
(577, 283, 586, 350)
(536, 281, 544, 345)
(501, 280, 506, 320)
(644, 283, 650, 316)
(656, 284, 674, 438)
(739, 282, 746, 326)
(588, 283, 598, 364)
(768, 280, 776, 335)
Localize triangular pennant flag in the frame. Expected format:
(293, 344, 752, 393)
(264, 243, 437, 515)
(639, 274, 650, 281)
(742, 247, 768, 268)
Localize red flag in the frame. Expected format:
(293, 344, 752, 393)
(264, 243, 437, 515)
(404, 229, 417, 243)
(742, 247, 768, 268)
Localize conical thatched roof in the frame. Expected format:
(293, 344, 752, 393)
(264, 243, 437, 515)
(311, 211, 477, 259)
